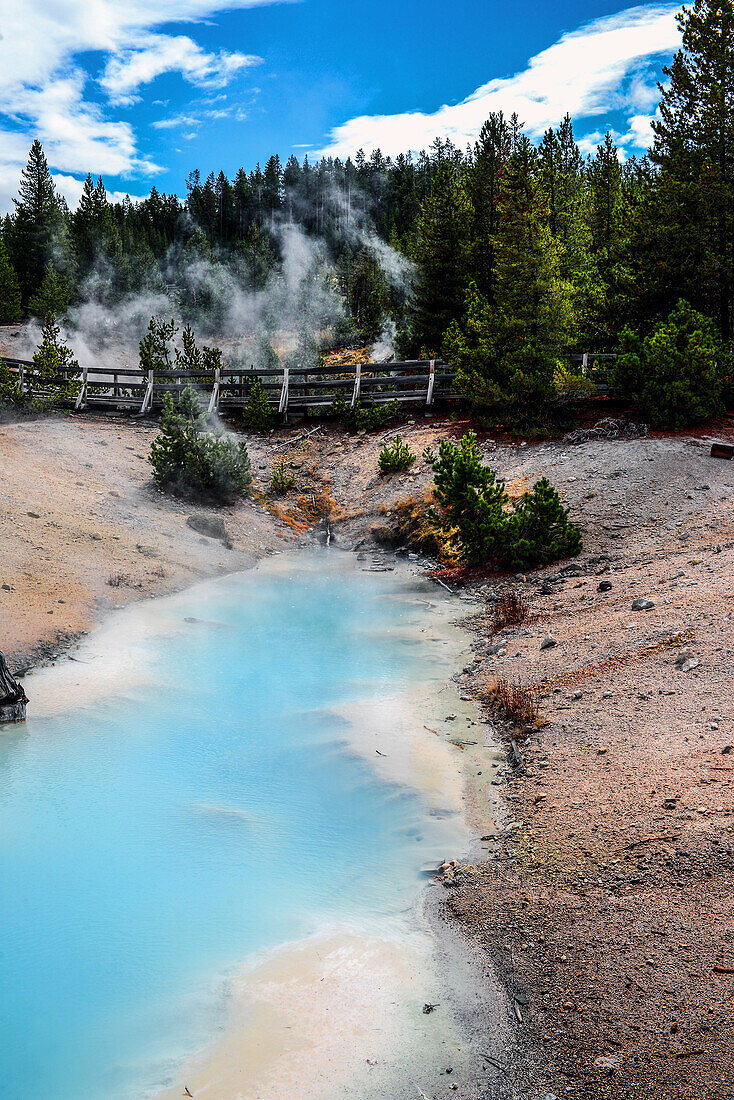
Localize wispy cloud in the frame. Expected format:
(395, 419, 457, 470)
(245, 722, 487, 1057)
(0, 0, 278, 210)
(319, 4, 680, 158)
(100, 34, 260, 107)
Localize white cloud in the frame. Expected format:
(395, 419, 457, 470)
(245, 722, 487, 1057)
(319, 4, 681, 158)
(619, 111, 661, 149)
(100, 34, 260, 107)
(52, 173, 146, 208)
(151, 112, 202, 131)
(0, 0, 277, 211)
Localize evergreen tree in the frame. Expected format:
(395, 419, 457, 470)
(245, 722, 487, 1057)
(408, 162, 472, 354)
(0, 237, 22, 323)
(649, 0, 734, 337)
(587, 133, 623, 261)
(465, 112, 512, 299)
(349, 250, 387, 340)
(243, 378, 274, 430)
(445, 141, 575, 417)
(10, 141, 63, 303)
(72, 175, 110, 275)
(28, 266, 71, 319)
(32, 315, 79, 384)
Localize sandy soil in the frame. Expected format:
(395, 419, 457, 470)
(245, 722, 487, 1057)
(3, 401, 734, 1098)
(439, 418, 734, 1099)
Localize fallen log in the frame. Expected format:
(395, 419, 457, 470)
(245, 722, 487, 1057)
(0, 651, 28, 723)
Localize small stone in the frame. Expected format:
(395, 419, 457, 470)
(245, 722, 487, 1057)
(597, 747, 608, 755)
(540, 635, 557, 651)
(631, 598, 655, 610)
(572, 690, 582, 700)
(597, 580, 613, 592)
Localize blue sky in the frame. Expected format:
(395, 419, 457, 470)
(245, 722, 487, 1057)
(0, 0, 681, 211)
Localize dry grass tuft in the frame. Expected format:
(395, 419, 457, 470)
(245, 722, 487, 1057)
(107, 572, 130, 587)
(485, 677, 541, 728)
(491, 589, 528, 632)
(390, 491, 459, 564)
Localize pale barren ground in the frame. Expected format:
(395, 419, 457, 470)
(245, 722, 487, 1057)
(2, 401, 734, 1099)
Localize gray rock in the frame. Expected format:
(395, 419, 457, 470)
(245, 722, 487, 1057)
(631, 597, 655, 610)
(597, 579, 613, 592)
(540, 635, 558, 650)
(186, 514, 232, 548)
(675, 648, 700, 672)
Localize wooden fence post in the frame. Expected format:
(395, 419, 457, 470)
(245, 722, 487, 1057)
(140, 370, 154, 414)
(74, 365, 88, 410)
(278, 366, 290, 415)
(351, 362, 361, 407)
(426, 359, 436, 406)
(207, 366, 221, 415)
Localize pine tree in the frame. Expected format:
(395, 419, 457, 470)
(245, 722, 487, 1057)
(503, 478, 582, 568)
(10, 141, 63, 303)
(446, 141, 575, 418)
(349, 250, 387, 339)
(465, 112, 512, 299)
(72, 174, 110, 274)
(587, 133, 623, 268)
(28, 267, 71, 319)
(408, 163, 472, 354)
(32, 316, 79, 382)
(0, 236, 22, 323)
(649, 0, 734, 337)
(242, 378, 274, 430)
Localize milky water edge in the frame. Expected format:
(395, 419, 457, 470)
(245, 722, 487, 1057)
(0, 551, 472, 1100)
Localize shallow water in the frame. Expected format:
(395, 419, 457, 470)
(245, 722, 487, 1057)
(0, 552, 467, 1100)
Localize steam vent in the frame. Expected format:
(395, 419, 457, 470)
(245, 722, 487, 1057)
(0, 651, 27, 723)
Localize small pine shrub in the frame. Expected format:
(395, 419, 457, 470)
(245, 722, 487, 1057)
(502, 478, 582, 570)
(378, 436, 416, 474)
(432, 431, 509, 565)
(32, 315, 80, 400)
(270, 457, 295, 494)
(150, 387, 252, 504)
(0, 361, 31, 410)
(610, 300, 725, 429)
(431, 432, 582, 570)
(243, 378, 274, 431)
(334, 397, 401, 432)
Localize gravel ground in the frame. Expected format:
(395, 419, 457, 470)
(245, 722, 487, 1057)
(3, 401, 734, 1098)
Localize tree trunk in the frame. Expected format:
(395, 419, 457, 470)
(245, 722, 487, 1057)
(0, 651, 27, 723)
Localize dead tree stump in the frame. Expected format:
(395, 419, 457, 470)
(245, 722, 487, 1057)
(0, 651, 27, 723)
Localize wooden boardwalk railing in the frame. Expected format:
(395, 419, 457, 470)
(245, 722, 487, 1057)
(1, 358, 462, 416)
(1, 353, 615, 417)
